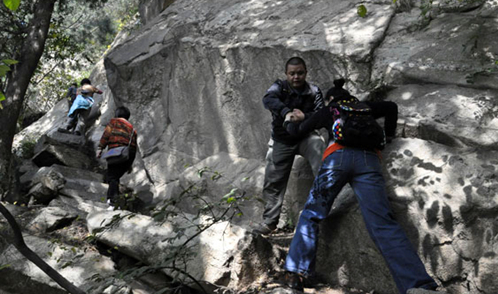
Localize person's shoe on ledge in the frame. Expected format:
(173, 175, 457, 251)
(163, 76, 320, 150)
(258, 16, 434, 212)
(252, 223, 277, 235)
(106, 199, 116, 211)
(407, 288, 447, 294)
(283, 271, 304, 292)
(57, 127, 71, 134)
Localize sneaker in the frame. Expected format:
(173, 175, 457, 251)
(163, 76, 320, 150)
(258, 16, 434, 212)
(407, 288, 446, 294)
(252, 223, 277, 235)
(57, 128, 71, 134)
(106, 199, 116, 211)
(282, 271, 304, 292)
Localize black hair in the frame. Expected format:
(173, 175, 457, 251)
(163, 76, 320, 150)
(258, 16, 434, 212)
(326, 78, 352, 103)
(285, 57, 307, 72)
(71, 82, 77, 87)
(115, 106, 131, 120)
(80, 78, 91, 86)
(333, 78, 345, 89)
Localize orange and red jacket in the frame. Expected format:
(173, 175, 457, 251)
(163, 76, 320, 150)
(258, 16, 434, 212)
(99, 118, 137, 152)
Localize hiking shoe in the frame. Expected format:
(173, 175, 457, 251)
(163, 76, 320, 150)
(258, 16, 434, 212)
(106, 199, 116, 211)
(407, 288, 446, 294)
(282, 271, 304, 292)
(57, 128, 71, 134)
(252, 223, 277, 235)
(74, 131, 81, 136)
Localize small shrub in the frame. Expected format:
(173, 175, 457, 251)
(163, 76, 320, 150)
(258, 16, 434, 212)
(17, 139, 36, 159)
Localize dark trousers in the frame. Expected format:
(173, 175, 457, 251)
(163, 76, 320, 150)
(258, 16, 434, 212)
(366, 101, 398, 137)
(64, 108, 91, 134)
(262, 134, 325, 227)
(106, 153, 135, 201)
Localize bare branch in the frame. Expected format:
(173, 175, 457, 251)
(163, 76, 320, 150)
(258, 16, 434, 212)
(0, 203, 86, 294)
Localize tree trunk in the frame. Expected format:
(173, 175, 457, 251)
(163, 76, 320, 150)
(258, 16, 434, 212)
(0, 0, 57, 198)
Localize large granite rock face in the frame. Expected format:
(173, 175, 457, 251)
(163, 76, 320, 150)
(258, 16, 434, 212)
(317, 138, 498, 293)
(9, 0, 498, 293)
(100, 0, 498, 293)
(139, 0, 176, 25)
(104, 0, 395, 230)
(87, 210, 279, 291)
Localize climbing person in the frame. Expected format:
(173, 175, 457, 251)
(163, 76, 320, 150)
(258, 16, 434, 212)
(66, 82, 78, 111)
(58, 78, 103, 136)
(280, 93, 444, 294)
(252, 56, 326, 235)
(326, 78, 398, 143)
(96, 106, 138, 208)
(76, 78, 103, 97)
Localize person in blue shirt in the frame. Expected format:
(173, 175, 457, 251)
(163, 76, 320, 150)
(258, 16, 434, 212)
(58, 79, 102, 136)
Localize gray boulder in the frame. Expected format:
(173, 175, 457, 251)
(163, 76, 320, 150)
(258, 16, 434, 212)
(317, 138, 498, 294)
(0, 235, 116, 293)
(87, 210, 280, 291)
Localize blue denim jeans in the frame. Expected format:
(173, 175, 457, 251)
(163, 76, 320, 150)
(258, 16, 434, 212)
(284, 148, 437, 294)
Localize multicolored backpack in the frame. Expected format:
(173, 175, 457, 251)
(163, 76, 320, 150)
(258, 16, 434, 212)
(331, 99, 386, 150)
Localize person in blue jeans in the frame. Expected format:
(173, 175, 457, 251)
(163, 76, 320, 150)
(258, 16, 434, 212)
(281, 96, 444, 294)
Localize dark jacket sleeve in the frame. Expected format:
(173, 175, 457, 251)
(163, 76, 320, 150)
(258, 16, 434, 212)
(262, 80, 292, 119)
(284, 106, 336, 136)
(304, 85, 324, 119)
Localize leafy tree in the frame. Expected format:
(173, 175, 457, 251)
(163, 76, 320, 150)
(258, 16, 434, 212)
(0, 0, 138, 292)
(0, 2, 111, 292)
(0, 0, 120, 199)
(24, 0, 140, 116)
(0, 0, 140, 124)
(0, 0, 59, 201)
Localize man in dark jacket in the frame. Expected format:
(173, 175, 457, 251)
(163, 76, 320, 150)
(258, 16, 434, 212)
(253, 57, 325, 235)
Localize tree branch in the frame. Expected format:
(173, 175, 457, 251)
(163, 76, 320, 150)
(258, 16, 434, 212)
(32, 59, 64, 85)
(0, 203, 86, 294)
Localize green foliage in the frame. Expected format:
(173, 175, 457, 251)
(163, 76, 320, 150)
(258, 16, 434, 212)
(0, 0, 141, 120)
(3, 0, 20, 11)
(465, 63, 498, 84)
(420, 0, 434, 19)
(0, 64, 10, 76)
(112, 192, 141, 211)
(16, 138, 36, 159)
(1, 59, 17, 65)
(0, 263, 11, 270)
(196, 166, 222, 180)
(357, 4, 367, 18)
(0, 59, 16, 108)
